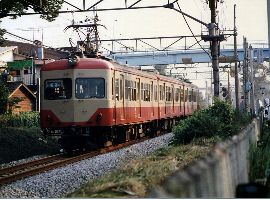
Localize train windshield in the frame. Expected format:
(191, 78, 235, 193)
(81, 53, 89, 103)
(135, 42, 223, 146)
(75, 78, 105, 99)
(44, 78, 72, 100)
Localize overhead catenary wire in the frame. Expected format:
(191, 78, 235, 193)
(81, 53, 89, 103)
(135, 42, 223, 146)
(176, 2, 212, 59)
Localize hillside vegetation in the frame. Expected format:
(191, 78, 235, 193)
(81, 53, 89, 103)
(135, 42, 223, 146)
(0, 112, 59, 164)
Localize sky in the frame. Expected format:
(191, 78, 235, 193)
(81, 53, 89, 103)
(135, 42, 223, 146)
(0, 0, 269, 95)
(1, 0, 268, 49)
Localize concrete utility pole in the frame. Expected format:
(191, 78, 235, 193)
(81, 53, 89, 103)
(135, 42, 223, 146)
(267, 0, 270, 64)
(243, 37, 249, 111)
(208, 0, 220, 97)
(234, 4, 239, 110)
(249, 45, 255, 116)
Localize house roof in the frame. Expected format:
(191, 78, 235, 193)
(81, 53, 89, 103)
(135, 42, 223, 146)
(7, 82, 36, 99)
(2, 40, 69, 60)
(0, 46, 17, 56)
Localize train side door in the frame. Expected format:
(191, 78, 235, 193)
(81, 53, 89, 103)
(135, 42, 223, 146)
(191, 88, 194, 112)
(113, 71, 116, 125)
(136, 78, 141, 118)
(172, 84, 175, 113)
(120, 74, 125, 120)
(151, 81, 154, 117)
(157, 79, 160, 119)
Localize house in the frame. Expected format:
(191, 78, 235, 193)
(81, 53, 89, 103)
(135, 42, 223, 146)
(6, 82, 36, 113)
(2, 40, 69, 85)
(0, 46, 18, 69)
(0, 40, 69, 112)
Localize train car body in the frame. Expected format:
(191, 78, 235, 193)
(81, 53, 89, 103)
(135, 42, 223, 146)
(40, 57, 199, 151)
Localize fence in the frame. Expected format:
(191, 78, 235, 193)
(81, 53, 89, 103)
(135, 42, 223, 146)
(149, 118, 260, 198)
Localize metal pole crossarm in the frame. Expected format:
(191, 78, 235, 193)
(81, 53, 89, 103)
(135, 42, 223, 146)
(166, 4, 208, 27)
(201, 34, 225, 42)
(100, 35, 201, 42)
(87, 0, 105, 10)
(2, 4, 172, 17)
(128, 0, 143, 8)
(162, 37, 184, 51)
(63, 1, 82, 11)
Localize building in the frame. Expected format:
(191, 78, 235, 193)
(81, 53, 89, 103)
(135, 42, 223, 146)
(6, 82, 36, 113)
(0, 40, 69, 112)
(2, 40, 69, 86)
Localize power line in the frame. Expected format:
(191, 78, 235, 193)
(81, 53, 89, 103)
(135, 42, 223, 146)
(176, 2, 211, 59)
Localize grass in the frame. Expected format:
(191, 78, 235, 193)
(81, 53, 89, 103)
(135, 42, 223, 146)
(67, 136, 220, 198)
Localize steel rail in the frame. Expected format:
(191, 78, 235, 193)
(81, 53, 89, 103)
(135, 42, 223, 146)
(0, 135, 158, 186)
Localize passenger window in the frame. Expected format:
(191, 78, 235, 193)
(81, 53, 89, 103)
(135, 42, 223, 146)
(75, 78, 105, 99)
(44, 78, 72, 100)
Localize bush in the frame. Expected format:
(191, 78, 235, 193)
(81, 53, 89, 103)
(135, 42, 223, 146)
(0, 127, 60, 164)
(249, 126, 270, 181)
(0, 112, 40, 128)
(171, 98, 251, 145)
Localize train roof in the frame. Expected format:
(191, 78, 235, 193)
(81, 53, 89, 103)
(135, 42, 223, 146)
(41, 57, 198, 89)
(41, 58, 111, 71)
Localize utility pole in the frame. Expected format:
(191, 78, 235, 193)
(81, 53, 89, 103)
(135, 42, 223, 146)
(249, 45, 255, 116)
(167, 1, 225, 98)
(234, 4, 239, 110)
(267, 0, 270, 65)
(208, 0, 221, 97)
(243, 37, 249, 111)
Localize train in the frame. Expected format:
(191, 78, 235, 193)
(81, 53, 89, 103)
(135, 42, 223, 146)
(40, 56, 199, 152)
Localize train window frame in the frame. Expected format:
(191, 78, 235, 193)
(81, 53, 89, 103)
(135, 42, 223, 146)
(136, 79, 140, 101)
(112, 78, 114, 100)
(154, 85, 158, 102)
(75, 77, 105, 99)
(189, 90, 192, 102)
(185, 89, 188, 102)
(159, 85, 163, 101)
(120, 75, 124, 100)
(44, 78, 72, 100)
(180, 88, 184, 102)
(115, 79, 119, 101)
(175, 88, 180, 102)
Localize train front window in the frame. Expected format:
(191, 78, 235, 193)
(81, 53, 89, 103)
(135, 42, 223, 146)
(75, 78, 105, 99)
(44, 78, 72, 100)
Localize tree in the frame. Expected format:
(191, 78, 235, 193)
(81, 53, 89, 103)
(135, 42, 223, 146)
(0, 0, 64, 45)
(0, 73, 23, 114)
(0, 76, 9, 114)
(0, 0, 64, 21)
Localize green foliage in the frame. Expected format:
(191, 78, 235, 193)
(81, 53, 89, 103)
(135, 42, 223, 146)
(7, 96, 24, 114)
(0, 77, 9, 114)
(0, 26, 6, 46)
(0, 0, 64, 21)
(171, 98, 251, 145)
(0, 112, 40, 128)
(249, 126, 270, 181)
(0, 127, 59, 164)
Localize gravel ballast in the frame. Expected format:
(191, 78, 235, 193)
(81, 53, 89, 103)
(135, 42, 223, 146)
(0, 133, 173, 198)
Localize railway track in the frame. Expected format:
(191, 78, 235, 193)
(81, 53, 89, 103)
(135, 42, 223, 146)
(0, 136, 151, 186)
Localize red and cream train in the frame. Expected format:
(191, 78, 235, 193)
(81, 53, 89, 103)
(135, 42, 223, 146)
(40, 56, 199, 151)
